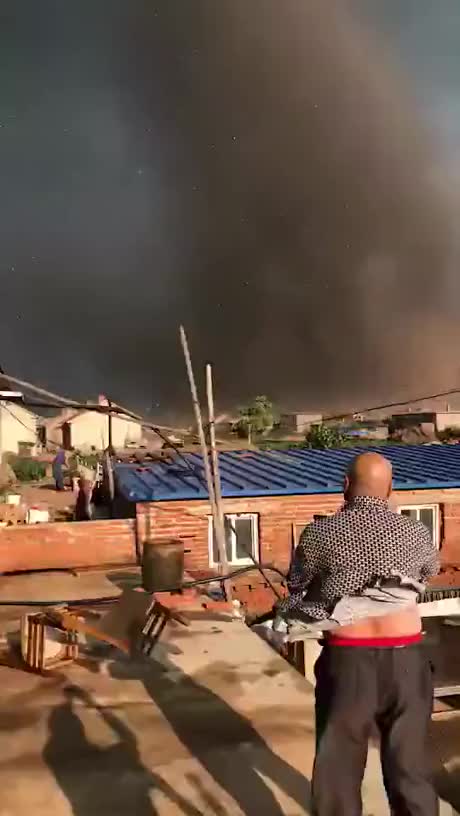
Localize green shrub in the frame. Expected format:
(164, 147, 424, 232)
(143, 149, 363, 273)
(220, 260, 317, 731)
(10, 456, 46, 482)
(439, 426, 460, 443)
(305, 424, 346, 449)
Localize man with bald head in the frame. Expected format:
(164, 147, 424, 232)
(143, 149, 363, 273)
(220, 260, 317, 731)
(283, 452, 439, 816)
(347, 449, 393, 498)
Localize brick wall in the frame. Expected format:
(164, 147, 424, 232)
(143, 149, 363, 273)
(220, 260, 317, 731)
(136, 493, 344, 574)
(0, 518, 136, 573)
(134, 489, 460, 612)
(440, 502, 460, 566)
(137, 489, 460, 581)
(137, 490, 460, 571)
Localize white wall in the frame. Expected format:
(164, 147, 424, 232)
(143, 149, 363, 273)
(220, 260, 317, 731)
(69, 411, 142, 451)
(435, 412, 460, 432)
(0, 402, 37, 456)
(280, 413, 323, 433)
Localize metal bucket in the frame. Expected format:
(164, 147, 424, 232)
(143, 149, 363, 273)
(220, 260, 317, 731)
(141, 538, 185, 592)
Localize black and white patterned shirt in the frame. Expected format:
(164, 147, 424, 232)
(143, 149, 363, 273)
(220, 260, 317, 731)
(279, 495, 439, 621)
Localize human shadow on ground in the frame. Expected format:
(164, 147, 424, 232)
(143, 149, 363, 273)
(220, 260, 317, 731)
(43, 685, 204, 816)
(110, 657, 312, 816)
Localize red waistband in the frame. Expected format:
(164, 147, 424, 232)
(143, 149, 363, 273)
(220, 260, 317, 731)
(326, 633, 422, 648)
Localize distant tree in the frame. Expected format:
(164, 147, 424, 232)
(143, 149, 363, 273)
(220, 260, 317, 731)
(235, 396, 274, 442)
(305, 423, 346, 449)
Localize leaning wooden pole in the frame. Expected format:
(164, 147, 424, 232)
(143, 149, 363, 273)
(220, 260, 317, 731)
(179, 327, 230, 595)
(3, 374, 80, 406)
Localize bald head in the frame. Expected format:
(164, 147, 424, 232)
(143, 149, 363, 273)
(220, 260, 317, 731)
(344, 452, 393, 501)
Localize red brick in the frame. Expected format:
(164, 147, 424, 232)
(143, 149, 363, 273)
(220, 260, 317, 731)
(444, 503, 460, 519)
(0, 519, 136, 572)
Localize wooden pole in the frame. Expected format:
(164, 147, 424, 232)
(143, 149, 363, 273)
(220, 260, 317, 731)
(206, 363, 223, 510)
(2, 374, 80, 406)
(104, 448, 115, 517)
(179, 327, 216, 508)
(179, 327, 230, 592)
(107, 398, 113, 453)
(206, 364, 232, 596)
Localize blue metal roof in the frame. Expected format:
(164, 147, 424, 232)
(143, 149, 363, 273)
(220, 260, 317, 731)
(114, 444, 460, 503)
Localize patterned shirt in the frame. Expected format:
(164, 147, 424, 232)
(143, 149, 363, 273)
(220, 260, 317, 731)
(279, 495, 439, 621)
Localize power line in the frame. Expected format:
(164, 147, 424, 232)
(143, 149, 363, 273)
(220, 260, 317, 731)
(1, 402, 38, 436)
(322, 386, 460, 424)
(6, 370, 460, 438)
(3, 373, 196, 435)
(0, 403, 63, 453)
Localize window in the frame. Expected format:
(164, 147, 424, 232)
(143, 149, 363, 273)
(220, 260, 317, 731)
(208, 514, 259, 566)
(293, 514, 334, 548)
(398, 504, 439, 548)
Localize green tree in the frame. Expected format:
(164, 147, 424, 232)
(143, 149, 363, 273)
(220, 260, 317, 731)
(235, 395, 274, 442)
(305, 423, 346, 449)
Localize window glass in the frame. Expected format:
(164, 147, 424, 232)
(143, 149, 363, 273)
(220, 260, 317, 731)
(419, 507, 434, 540)
(212, 516, 232, 563)
(235, 517, 254, 560)
(399, 506, 437, 547)
(210, 514, 257, 564)
(401, 508, 417, 521)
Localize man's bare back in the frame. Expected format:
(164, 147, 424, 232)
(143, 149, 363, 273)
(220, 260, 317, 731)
(329, 605, 421, 639)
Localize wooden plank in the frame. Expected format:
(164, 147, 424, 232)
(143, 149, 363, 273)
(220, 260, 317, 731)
(434, 685, 460, 698)
(57, 590, 190, 654)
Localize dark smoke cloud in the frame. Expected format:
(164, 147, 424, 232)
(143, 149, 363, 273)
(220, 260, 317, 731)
(0, 1, 458, 418)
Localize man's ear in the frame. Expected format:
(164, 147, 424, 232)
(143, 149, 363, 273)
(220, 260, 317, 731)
(343, 475, 350, 499)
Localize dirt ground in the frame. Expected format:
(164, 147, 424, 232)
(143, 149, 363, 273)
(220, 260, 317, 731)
(14, 481, 77, 521)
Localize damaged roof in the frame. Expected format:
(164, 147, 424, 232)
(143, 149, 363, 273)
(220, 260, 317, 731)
(114, 444, 460, 502)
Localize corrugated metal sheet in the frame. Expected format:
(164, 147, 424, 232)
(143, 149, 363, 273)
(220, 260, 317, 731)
(114, 444, 460, 503)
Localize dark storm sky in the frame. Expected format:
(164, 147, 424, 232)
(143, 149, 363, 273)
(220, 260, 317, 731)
(1, 1, 459, 418)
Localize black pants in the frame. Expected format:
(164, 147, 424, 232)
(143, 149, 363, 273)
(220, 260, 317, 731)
(312, 643, 438, 816)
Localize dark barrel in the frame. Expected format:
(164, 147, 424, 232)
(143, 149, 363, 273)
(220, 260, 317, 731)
(141, 538, 185, 592)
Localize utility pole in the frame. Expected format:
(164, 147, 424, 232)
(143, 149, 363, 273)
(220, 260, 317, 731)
(107, 398, 113, 453)
(206, 362, 226, 567)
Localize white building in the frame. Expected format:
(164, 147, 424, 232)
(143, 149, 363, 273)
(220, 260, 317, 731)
(391, 411, 460, 434)
(279, 412, 323, 435)
(44, 408, 142, 452)
(0, 402, 38, 458)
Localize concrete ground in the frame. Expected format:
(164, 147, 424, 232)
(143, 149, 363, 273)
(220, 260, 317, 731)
(0, 576, 458, 815)
(433, 709, 460, 813)
(0, 570, 122, 631)
(1, 609, 317, 816)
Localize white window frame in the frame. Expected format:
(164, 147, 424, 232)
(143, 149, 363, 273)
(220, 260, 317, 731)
(294, 514, 334, 547)
(397, 504, 440, 549)
(208, 513, 259, 567)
